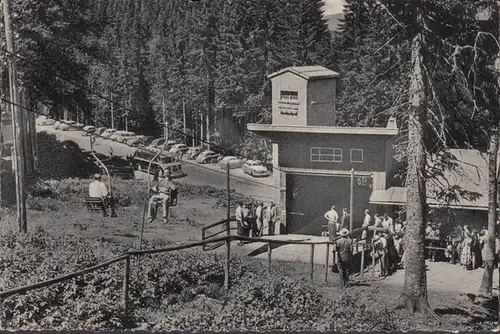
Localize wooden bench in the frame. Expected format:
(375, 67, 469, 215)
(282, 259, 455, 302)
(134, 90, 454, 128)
(85, 197, 105, 211)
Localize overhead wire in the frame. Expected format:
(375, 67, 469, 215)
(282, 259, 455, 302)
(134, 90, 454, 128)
(1, 48, 290, 179)
(0, 97, 282, 191)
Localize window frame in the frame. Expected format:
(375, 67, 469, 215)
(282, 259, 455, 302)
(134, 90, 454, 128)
(310, 147, 343, 163)
(280, 90, 299, 101)
(350, 149, 364, 163)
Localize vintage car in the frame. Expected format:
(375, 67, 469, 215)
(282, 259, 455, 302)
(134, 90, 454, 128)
(219, 156, 243, 170)
(101, 128, 117, 139)
(196, 150, 220, 164)
(186, 146, 202, 159)
(82, 125, 96, 136)
(110, 131, 136, 143)
(95, 127, 107, 135)
(242, 160, 270, 177)
(60, 121, 76, 131)
(127, 135, 154, 147)
(169, 143, 189, 154)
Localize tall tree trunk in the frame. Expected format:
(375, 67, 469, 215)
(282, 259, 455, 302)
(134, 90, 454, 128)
(478, 124, 498, 297)
(397, 33, 431, 313)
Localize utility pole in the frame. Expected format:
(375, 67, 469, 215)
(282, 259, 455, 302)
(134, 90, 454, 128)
(162, 96, 167, 142)
(3, 0, 27, 233)
(110, 92, 114, 129)
(349, 168, 354, 233)
(182, 100, 186, 143)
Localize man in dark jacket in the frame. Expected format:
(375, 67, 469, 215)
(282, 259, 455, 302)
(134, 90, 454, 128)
(335, 228, 353, 288)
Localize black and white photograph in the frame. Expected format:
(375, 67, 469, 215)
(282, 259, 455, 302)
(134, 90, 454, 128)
(1, 0, 500, 331)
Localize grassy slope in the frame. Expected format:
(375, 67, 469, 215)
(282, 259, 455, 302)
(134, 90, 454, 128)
(0, 178, 496, 331)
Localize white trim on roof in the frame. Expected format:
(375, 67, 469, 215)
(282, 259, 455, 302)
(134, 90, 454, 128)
(268, 66, 340, 80)
(247, 123, 399, 136)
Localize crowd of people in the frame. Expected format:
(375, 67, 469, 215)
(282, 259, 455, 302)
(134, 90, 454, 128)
(234, 201, 278, 245)
(324, 204, 500, 287)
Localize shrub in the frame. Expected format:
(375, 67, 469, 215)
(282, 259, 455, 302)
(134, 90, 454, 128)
(155, 274, 328, 331)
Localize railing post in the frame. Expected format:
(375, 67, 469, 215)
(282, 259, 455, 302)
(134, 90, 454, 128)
(310, 244, 315, 281)
(268, 241, 272, 274)
(224, 237, 231, 290)
(324, 243, 329, 283)
(122, 255, 130, 314)
(372, 240, 375, 278)
(360, 244, 365, 279)
(202, 228, 206, 251)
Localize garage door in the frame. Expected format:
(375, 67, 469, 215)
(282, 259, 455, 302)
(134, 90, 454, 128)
(286, 173, 373, 235)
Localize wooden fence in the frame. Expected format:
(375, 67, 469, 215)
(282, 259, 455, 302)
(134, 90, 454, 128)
(0, 225, 448, 317)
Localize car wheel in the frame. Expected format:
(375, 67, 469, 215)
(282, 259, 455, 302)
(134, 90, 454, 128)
(203, 159, 207, 164)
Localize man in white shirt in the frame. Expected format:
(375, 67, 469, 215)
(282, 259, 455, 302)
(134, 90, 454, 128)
(361, 209, 372, 241)
(88, 173, 117, 217)
(382, 213, 394, 234)
(235, 202, 244, 244)
(324, 205, 339, 240)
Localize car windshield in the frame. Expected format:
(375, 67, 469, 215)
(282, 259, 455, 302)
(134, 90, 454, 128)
(248, 161, 259, 166)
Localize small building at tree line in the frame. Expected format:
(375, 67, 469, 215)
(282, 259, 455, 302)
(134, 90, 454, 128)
(247, 66, 399, 235)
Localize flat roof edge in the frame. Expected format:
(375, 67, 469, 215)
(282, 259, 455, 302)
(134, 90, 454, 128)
(247, 124, 399, 136)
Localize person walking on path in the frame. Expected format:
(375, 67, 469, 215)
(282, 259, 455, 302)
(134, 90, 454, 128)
(335, 228, 353, 288)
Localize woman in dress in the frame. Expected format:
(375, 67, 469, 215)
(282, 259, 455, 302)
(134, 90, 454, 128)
(460, 225, 473, 270)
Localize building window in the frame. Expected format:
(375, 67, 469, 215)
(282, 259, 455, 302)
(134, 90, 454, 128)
(350, 149, 364, 163)
(280, 90, 298, 100)
(310, 147, 342, 162)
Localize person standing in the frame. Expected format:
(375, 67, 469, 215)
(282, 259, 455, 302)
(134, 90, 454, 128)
(335, 228, 353, 288)
(372, 234, 388, 277)
(340, 208, 350, 229)
(324, 205, 339, 236)
(382, 213, 394, 234)
(235, 202, 244, 245)
(263, 202, 277, 235)
(361, 209, 372, 242)
(255, 202, 264, 237)
(394, 219, 403, 255)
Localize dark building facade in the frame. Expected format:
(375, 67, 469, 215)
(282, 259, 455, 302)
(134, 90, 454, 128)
(248, 66, 399, 235)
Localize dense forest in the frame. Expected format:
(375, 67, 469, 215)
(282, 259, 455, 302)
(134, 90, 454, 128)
(1, 0, 336, 158)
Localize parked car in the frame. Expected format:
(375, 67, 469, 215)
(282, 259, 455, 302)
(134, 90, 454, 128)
(169, 143, 189, 154)
(196, 150, 220, 164)
(166, 140, 178, 151)
(73, 123, 85, 130)
(82, 125, 96, 136)
(36, 115, 56, 126)
(91, 153, 135, 180)
(186, 146, 202, 159)
(219, 156, 243, 170)
(242, 160, 270, 177)
(114, 131, 136, 143)
(101, 128, 117, 139)
(148, 138, 166, 148)
(61, 120, 77, 131)
(127, 135, 154, 147)
(95, 127, 107, 136)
